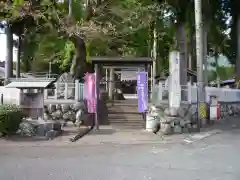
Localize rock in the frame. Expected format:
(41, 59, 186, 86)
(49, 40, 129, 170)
(71, 102, 85, 111)
(75, 109, 84, 127)
(51, 110, 63, 120)
(76, 109, 84, 120)
(18, 121, 36, 136)
(164, 108, 170, 116)
(170, 121, 175, 127)
(179, 119, 189, 127)
(43, 112, 52, 120)
(169, 117, 180, 127)
(168, 107, 178, 117)
(190, 124, 199, 132)
(177, 107, 186, 118)
(56, 104, 62, 110)
(152, 121, 160, 134)
(182, 127, 190, 133)
(52, 121, 62, 131)
(173, 125, 182, 134)
(63, 111, 76, 123)
(188, 105, 197, 115)
(157, 109, 170, 123)
(48, 104, 56, 113)
(35, 120, 61, 137)
(192, 124, 198, 129)
(45, 130, 59, 140)
(62, 104, 70, 113)
(187, 123, 192, 129)
(160, 123, 172, 135)
(113, 88, 125, 100)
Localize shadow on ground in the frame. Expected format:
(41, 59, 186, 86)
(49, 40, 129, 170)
(87, 129, 116, 135)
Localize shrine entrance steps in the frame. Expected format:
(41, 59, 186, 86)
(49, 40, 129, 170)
(106, 100, 145, 130)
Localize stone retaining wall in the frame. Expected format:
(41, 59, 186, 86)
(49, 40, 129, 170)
(149, 103, 240, 135)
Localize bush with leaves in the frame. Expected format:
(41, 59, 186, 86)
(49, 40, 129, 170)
(0, 104, 23, 136)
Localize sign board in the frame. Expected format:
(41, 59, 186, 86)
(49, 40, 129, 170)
(84, 73, 96, 113)
(120, 71, 137, 81)
(120, 67, 145, 81)
(137, 72, 148, 112)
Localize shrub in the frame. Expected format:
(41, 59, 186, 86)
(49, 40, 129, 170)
(0, 104, 23, 136)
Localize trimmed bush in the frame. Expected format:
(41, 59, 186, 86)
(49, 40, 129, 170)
(0, 104, 23, 136)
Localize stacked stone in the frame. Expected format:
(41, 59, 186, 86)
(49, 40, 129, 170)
(46, 102, 86, 126)
(219, 103, 240, 118)
(149, 105, 198, 135)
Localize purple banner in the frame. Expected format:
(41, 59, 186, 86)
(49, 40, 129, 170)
(137, 72, 148, 112)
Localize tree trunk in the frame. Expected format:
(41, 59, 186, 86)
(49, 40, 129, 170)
(69, 35, 94, 79)
(176, 22, 188, 86)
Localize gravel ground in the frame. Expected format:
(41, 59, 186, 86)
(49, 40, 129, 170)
(0, 126, 240, 180)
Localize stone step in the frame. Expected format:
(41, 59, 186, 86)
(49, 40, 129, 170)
(108, 118, 145, 123)
(107, 99, 138, 105)
(107, 104, 139, 108)
(108, 106, 139, 112)
(108, 112, 142, 117)
(111, 124, 145, 129)
(108, 118, 143, 122)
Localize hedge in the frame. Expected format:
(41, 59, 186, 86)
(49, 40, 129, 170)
(0, 104, 23, 136)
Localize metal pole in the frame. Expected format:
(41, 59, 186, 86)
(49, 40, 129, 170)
(195, 0, 206, 127)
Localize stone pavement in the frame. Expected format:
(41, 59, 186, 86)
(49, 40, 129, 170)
(0, 123, 223, 147)
(1, 115, 239, 148)
(1, 127, 240, 180)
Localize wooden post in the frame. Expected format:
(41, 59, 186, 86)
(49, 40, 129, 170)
(64, 83, 68, 100)
(109, 68, 114, 100)
(158, 82, 163, 101)
(95, 64, 100, 130)
(187, 82, 192, 103)
(44, 89, 48, 99)
(75, 80, 79, 101)
(105, 68, 108, 91)
(55, 82, 58, 99)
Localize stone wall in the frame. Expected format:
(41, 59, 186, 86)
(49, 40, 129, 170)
(149, 103, 240, 135)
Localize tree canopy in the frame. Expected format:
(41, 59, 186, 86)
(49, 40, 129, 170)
(0, 0, 237, 81)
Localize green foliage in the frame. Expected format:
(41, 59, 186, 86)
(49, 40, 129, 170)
(0, 104, 23, 136)
(208, 66, 235, 81)
(1, 0, 235, 77)
(60, 40, 75, 71)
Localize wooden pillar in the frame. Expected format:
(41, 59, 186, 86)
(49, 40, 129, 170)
(95, 64, 100, 130)
(109, 68, 114, 100)
(16, 36, 21, 78)
(105, 68, 108, 91)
